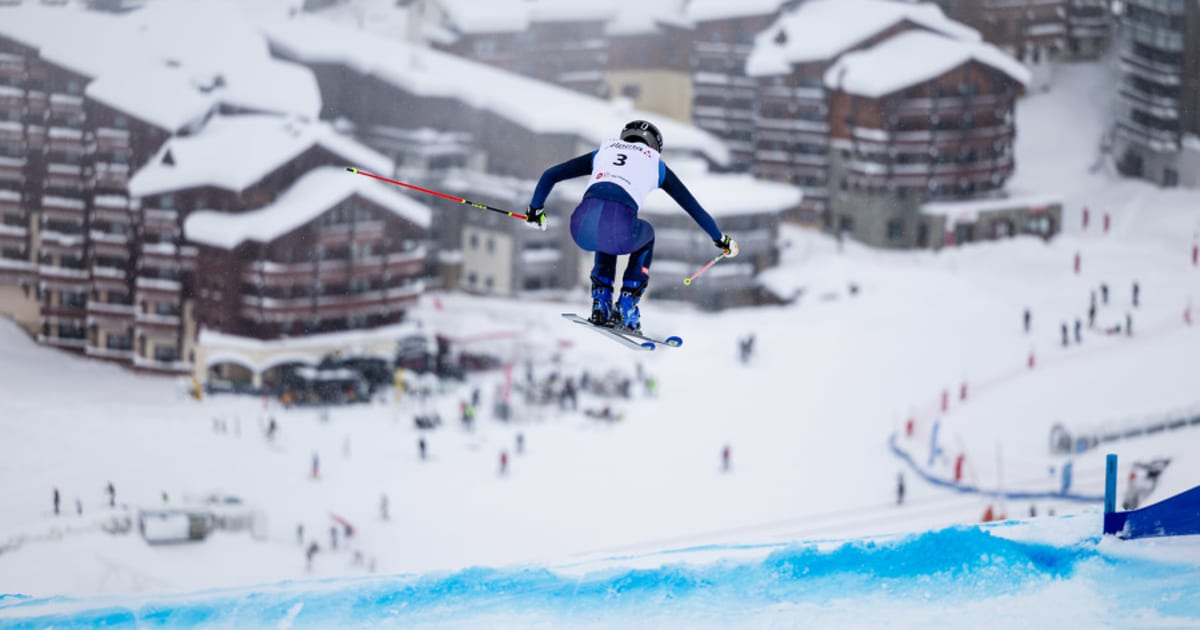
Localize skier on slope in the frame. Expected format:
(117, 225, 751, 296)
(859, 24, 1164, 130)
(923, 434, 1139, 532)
(525, 120, 739, 331)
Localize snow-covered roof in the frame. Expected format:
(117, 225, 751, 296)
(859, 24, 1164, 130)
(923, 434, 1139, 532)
(824, 30, 1030, 98)
(128, 115, 391, 197)
(0, 2, 320, 124)
(184, 166, 431, 249)
(686, 0, 788, 23)
(606, 0, 692, 36)
(262, 17, 730, 166)
(84, 65, 215, 134)
(435, 0, 616, 34)
(746, 0, 980, 77)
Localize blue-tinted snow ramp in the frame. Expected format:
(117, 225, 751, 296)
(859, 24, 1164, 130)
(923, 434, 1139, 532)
(1105, 485, 1200, 539)
(2, 523, 1198, 629)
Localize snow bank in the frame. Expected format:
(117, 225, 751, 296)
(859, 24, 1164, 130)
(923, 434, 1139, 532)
(183, 167, 431, 249)
(746, 0, 980, 77)
(2, 522, 1197, 627)
(824, 30, 1030, 97)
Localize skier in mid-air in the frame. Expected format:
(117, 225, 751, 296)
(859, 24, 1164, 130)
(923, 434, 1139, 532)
(525, 120, 738, 331)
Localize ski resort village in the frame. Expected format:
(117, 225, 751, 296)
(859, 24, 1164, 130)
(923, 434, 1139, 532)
(1, 0, 1199, 627)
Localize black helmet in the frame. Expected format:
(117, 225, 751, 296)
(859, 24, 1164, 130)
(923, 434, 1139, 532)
(621, 120, 663, 152)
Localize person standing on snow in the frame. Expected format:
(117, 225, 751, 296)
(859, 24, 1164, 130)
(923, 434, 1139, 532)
(525, 120, 739, 331)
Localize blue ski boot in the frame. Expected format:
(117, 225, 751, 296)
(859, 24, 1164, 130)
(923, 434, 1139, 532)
(590, 283, 614, 326)
(616, 288, 642, 332)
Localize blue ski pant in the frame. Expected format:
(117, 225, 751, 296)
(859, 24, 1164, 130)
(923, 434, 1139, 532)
(569, 198, 654, 295)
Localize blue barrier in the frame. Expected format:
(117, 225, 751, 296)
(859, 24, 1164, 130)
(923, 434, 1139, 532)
(1103, 453, 1200, 539)
(889, 434, 1105, 503)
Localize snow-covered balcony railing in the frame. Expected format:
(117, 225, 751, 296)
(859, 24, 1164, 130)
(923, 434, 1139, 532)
(85, 344, 135, 361)
(1122, 0, 1186, 14)
(91, 162, 130, 187)
(86, 302, 135, 327)
(135, 276, 182, 294)
(135, 310, 182, 329)
(0, 52, 24, 75)
(38, 334, 87, 350)
(1069, 15, 1110, 28)
(1124, 21, 1184, 52)
(0, 86, 22, 109)
(896, 93, 1004, 113)
(49, 92, 84, 111)
(693, 71, 731, 86)
(40, 229, 85, 248)
(90, 239, 131, 259)
(760, 85, 824, 101)
(0, 120, 23, 143)
(87, 229, 130, 245)
(89, 264, 128, 281)
(46, 162, 84, 177)
(142, 208, 179, 229)
(558, 70, 605, 84)
(0, 223, 27, 240)
(1115, 122, 1179, 152)
(1118, 84, 1180, 117)
(131, 354, 190, 373)
(0, 155, 27, 176)
(38, 265, 89, 285)
(1025, 22, 1067, 38)
(757, 117, 830, 134)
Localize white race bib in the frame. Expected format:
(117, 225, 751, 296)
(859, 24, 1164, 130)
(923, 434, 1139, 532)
(587, 139, 661, 209)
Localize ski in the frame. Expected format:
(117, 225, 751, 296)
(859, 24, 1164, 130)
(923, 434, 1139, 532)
(561, 314, 683, 351)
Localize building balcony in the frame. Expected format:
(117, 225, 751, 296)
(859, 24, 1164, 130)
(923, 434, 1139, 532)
(38, 263, 89, 282)
(92, 127, 131, 150)
(895, 93, 1005, 113)
(760, 84, 824, 101)
(85, 344, 135, 362)
(0, 120, 22, 144)
(131, 354, 191, 374)
(0, 155, 26, 180)
(1119, 48, 1182, 86)
(86, 300, 135, 326)
(92, 162, 130, 189)
(89, 229, 131, 245)
(39, 230, 86, 251)
(47, 126, 85, 150)
(1116, 120, 1179, 152)
(135, 276, 182, 296)
(141, 208, 179, 230)
(0, 52, 25, 75)
(239, 282, 423, 321)
(1119, 84, 1180, 118)
(90, 239, 131, 259)
(135, 310, 182, 331)
(38, 334, 87, 350)
(757, 117, 830, 134)
(1122, 0, 1186, 14)
(49, 92, 84, 114)
(1123, 21, 1184, 53)
(0, 86, 22, 110)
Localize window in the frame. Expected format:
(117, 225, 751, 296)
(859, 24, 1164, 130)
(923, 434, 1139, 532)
(621, 84, 641, 99)
(2, 247, 22, 260)
(1164, 168, 1179, 188)
(467, 272, 477, 286)
(61, 291, 87, 309)
(486, 237, 495, 254)
(159, 194, 174, 210)
(105, 333, 132, 351)
(484, 276, 494, 289)
(153, 344, 179, 362)
(886, 219, 904, 242)
(65, 79, 82, 95)
(113, 115, 127, 129)
(469, 234, 479, 250)
(154, 301, 178, 316)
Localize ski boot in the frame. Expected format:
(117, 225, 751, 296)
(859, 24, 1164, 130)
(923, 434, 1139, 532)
(589, 283, 614, 327)
(615, 288, 642, 332)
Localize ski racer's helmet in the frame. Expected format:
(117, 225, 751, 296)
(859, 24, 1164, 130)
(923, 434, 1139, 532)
(620, 120, 663, 153)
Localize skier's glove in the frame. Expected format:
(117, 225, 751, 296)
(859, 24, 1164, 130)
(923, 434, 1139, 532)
(715, 234, 739, 258)
(526, 206, 548, 231)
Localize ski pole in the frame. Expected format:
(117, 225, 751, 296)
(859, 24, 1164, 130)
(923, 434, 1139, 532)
(683, 253, 727, 286)
(345, 167, 528, 221)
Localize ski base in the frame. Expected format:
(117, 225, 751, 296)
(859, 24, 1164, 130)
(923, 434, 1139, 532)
(561, 314, 682, 351)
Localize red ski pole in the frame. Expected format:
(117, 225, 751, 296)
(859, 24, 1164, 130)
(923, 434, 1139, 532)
(345, 167, 528, 221)
(683, 252, 726, 286)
